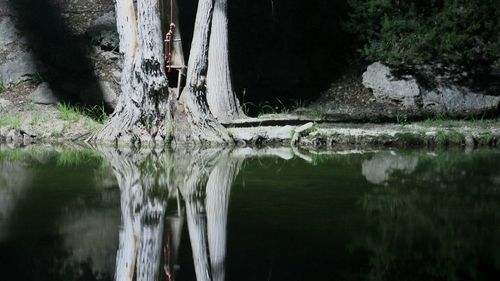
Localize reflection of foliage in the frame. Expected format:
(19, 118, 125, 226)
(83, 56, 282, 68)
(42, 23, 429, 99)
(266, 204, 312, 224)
(355, 151, 500, 281)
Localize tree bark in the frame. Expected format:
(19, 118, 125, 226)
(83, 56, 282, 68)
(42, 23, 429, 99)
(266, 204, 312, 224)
(177, 0, 232, 144)
(91, 0, 235, 145)
(91, 0, 170, 146)
(206, 0, 243, 122)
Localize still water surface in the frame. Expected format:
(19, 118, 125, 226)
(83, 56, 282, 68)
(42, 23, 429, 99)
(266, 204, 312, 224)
(0, 147, 499, 281)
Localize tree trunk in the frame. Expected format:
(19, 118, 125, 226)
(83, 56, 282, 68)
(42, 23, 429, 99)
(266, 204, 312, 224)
(206, 0, 243, 122)
(91, 0, 170, 146)
(177, 0, 232, 144)
(92, 0, 234, 146)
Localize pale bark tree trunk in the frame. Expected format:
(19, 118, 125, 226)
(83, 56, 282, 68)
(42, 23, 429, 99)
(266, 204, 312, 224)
(177, 0, 232, 143)
(92, 0, 170, 145)
(92, 0, 232, 145)
(206, 0, 243, 122)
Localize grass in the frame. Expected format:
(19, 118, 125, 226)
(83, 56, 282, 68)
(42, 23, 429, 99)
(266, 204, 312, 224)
(30, 72, 46, 85)
(0, 77, 6, 94)
(57, 102, 109, 123)
(304, 108, 327, 119)
(0, 115, 22, 129)
(57, 103, 83, 121)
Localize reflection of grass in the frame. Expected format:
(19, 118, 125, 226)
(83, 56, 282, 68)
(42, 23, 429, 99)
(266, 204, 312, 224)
(0, 150, 25, 161)
(56, 151, 105, 167)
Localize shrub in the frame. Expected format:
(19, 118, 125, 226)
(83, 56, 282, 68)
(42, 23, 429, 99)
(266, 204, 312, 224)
(344, 0, 500, 68)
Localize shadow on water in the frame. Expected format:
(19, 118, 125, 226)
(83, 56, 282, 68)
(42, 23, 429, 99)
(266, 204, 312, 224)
(7, 0, 108, 109)
(0, 147, 499, 281)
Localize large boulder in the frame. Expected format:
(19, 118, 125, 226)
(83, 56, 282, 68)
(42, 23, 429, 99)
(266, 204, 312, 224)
(363, 62, 500, 115)
(0, 16, 38, 84)
(362, 62, 420, 107)
(0, 51, 38, 84)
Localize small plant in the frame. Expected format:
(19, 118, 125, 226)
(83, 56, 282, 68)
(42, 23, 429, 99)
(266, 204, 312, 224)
(292, 99, 308, 109)
(0, 115, 22, 129)
(31, 72, 46, 85)
(83, 103, 109, 123)
(0, 77, 6, 94)
(57, 103, 109, 123)
(305, 108, 326, 120)
(396, 114, 409, 125)
(57, 102, 83, 121)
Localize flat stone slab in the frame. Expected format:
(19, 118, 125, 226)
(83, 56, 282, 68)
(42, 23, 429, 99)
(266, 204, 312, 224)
(223, 114, 319, 127)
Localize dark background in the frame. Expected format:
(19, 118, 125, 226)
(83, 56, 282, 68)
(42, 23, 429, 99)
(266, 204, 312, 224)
(179, 0, 352, 105)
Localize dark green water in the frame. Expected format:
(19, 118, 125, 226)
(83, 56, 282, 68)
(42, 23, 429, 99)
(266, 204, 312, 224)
(0, 148, 499, 281)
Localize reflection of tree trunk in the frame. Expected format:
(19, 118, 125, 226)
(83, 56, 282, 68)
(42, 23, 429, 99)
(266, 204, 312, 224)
(98, 148, 169, 281)
(176, 149, 242, 281)
(176, 149, 220, 281)
(206, 155, 242, 281)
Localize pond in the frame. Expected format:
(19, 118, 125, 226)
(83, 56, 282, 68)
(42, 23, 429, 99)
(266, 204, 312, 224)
(0, 147, 499, 281)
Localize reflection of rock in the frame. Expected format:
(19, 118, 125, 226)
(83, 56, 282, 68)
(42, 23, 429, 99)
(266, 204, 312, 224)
(59, 209, 120, 278)
(362, 152, 418, 184)
(0, 160, 33, 241)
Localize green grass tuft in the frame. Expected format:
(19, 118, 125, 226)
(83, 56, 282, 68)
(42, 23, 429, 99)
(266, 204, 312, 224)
(0, 115, 22, 129)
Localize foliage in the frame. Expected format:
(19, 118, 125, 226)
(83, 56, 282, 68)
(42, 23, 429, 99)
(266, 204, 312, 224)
(344, 0, 500, 68)
(0, 77, 6, 94)
(30, 72, 46, 85)
(0, 115, 22, 129)
(57, 103, 109, 123)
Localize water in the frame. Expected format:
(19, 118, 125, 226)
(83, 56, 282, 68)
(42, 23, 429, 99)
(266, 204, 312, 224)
(0, 147, 499, 281)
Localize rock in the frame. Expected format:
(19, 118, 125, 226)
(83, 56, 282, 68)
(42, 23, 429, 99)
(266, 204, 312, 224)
(87, 11, 119, 51)
(363, 62, 500, 116)
(0, 51, 38, 84)
(28, 83, 59, 105)
(291, 122, 314, 144)
(362, 62, 420, 107)
(92, 11, 116, 29)
(423, 86, 500, 115)
(80, 80, 117, 108)
(6, 129, 22, 144)
(0, 18, 18, 50)
(0, 98, 12, 110)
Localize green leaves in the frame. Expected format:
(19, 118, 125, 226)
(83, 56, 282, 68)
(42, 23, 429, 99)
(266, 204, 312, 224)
(344, 0, 500, 67)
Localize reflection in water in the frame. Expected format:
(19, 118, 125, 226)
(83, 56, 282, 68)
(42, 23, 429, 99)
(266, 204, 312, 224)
(100, 147, 243, 281)
(2, 148, 498, 281)
(357, 151, 500, 281)
(361, 152, 418, 185)
(0, 160, 33, 241)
